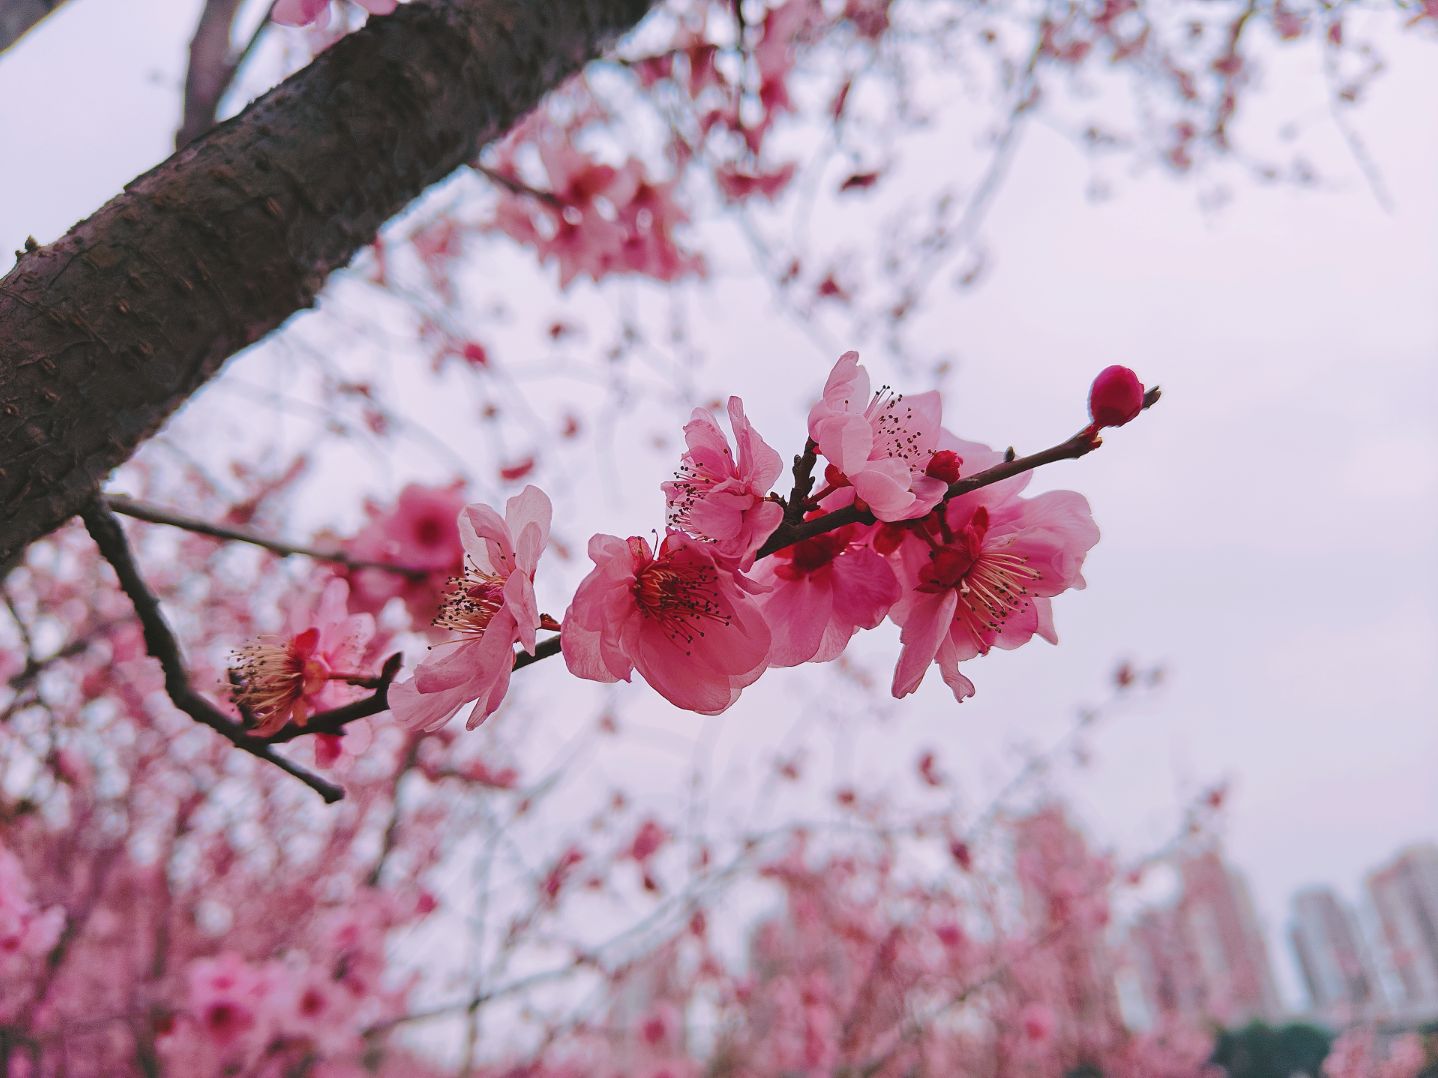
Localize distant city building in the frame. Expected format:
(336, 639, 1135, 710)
(1010, 807, 1123, 1029)
(1367, 843, 1438, 1012)
(1289, 886, 1384, 1021)
(1125, 848, 1282, 1027)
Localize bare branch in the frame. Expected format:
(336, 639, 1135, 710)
(103, 493, 429, 578)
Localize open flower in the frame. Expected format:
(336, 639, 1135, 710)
(807, 351, 946, 522)
(230, 579, 376, 736)
(886, 444, 1099, 702)
(662, 396, 784, 566)
(345, 481, 466, 624)
(388, 486, 551, 732)
(750, 497, 900, 667)
(562, 532, 770, 714)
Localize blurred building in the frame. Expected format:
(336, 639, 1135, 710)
(1289, 886, 1384, 1021)
(1010, 807, 1123, 1029)
(1366, 843, 1438, 1013)
(1125, 848, 1282, 1027)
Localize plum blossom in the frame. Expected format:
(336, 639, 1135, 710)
(492, 128, 701, 287)
(230, 578, 376, 736)
(345, 481, 466, 622)
(751, 500, 899, 667)
(562, 532, 770, 714)
(662, 396, 783, 566)
(807, 351, 947, 521)
(886, 439, 1099, 702)
(389, 486, 551, 731)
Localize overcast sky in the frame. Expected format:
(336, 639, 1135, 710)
(2, 0, 1434, 1012)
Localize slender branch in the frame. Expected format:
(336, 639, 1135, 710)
(177, 0, 248, 148)
(80, 501, 345, 803)
(473, 163, 564, 207)
(102, 494, 429, 579)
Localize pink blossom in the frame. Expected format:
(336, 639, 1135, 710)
(807, 351, 947, 521)
(185, 953, 268, 1050)
(562, 532, 771, 714)
(662, 397, 784, 566)
(0, 842, 64, 1010)
(346, 481, 467, 623)
(750, 508, 900, 667)
(886, 444, 1099, 701)
(1020, 1001, 1055, 1042)
(493, 131, 701, 287)
(629, 819, 669, 863)
(389, 485, 551, 732)
(230, 578, 376, 736)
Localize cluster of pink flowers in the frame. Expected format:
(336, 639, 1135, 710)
(376, 354, 1144, 729)
(491, 122, 701, 287)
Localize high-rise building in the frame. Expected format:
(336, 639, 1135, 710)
(1289, 886, 1383, 1020)
(1366, 843, 1438, 1011)
(1125, 848, 1282, 1027)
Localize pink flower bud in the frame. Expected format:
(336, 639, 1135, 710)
(1088, 365, 1145, 430)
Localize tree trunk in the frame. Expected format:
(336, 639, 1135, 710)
(0, 0, 654, 566)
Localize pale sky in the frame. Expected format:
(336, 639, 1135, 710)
(2, 0, 1434, 1014)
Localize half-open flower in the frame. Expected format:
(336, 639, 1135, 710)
(230, 579, 376, 736)
(807, 351, 946, 522)
(389, 486, 551, 732)
(662, 396, 783, 567)
(562, 532, 770, 715)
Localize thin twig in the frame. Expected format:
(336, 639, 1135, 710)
(81, 502, 346, 802)
(103, 494, 428, 579)
(782, 438, 819, 527)
(473, 163, 563, 207)
(756, 387, 1161, 558)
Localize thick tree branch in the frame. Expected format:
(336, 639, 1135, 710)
(0, 0, 658, 567)
(0, 0, 69, 56)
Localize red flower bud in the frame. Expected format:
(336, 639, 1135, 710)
(924, 449, 962, 483)
(1088, 365, 1144, 430)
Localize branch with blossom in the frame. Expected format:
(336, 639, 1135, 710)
(79, 502, 401, 802)
(85, 356, 1154, 801)
(394, 357, 1156, 725)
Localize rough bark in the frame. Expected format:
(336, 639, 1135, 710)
(0, 0, 70, 56)
(0, 0, 656, 566)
